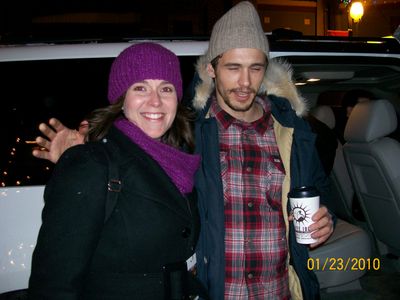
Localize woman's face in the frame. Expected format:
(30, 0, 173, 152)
(123, 79, 178, 139)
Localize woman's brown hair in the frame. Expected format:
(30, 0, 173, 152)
(86, 95, 196, 153)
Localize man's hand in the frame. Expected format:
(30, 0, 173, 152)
(308, 206, 334, 248)
(32, 118, 87, 164)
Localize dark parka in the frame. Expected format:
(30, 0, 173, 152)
(29, 127, 201, 299)
(191, 58, 332, 300)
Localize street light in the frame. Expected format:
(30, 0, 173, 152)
(348, 2, 364, 36)
(349, 2, 364, 23)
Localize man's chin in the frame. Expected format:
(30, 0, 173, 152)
(227, 99, 254, 112)
(230, 105, 252, 112)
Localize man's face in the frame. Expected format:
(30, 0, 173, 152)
(207, 48, 267, 122)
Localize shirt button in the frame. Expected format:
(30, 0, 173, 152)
(247, 202, 253, 208)
(246, 167, 252, 172)
(204, 257, 208, 264)
(247, 272, 254, 279)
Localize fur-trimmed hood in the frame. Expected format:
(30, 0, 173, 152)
(192, 56, 309, 117)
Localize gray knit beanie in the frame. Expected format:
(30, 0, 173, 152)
(206, 1, 269, 63)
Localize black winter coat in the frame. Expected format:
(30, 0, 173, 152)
(194, 95, 332, 300)
(29, 127, 201, 299)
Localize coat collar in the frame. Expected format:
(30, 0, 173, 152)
(105, 127, 194, 220)
(192, 55, 309, 117)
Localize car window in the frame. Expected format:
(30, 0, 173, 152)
(285, 55, 400, 106)
(0, 55, 198, 187)
(2, 50, 400, 188)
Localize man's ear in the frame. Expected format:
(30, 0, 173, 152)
(206, 63, 216, 78)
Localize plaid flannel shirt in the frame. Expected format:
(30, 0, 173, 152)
(210, 97, 290, 300)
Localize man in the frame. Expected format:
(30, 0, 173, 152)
(34, 2, 333, 299)
(189, 2, 333, 299)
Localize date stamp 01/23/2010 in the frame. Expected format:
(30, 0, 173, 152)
(307, 257, 381, 271)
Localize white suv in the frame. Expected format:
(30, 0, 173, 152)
(1, 35, 399, 297)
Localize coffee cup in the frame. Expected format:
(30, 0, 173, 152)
(288, 186, 320, 244)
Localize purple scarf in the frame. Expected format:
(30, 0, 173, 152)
(114, 118, 201, 195)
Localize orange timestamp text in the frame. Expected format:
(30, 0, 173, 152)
(307, 257, 380, 271)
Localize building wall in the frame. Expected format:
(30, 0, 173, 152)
(255, 0, 400, 37)
(257, 1, 318, 35)
(346, 3, 400, 37)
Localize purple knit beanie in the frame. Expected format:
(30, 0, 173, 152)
(107, 43, 183, 103)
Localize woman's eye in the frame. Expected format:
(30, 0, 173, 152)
(161, 86, 174, 93)
(133, 85, 146, 92)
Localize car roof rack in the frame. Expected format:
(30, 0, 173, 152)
(268, 28, 400, 54)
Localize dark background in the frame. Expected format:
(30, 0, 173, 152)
(2, 1, 399, 43)
(1, 0, 232, 42)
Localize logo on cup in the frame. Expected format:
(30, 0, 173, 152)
(292, 203, 311, 224)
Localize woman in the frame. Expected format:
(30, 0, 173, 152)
(29, 43, 206, 299)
